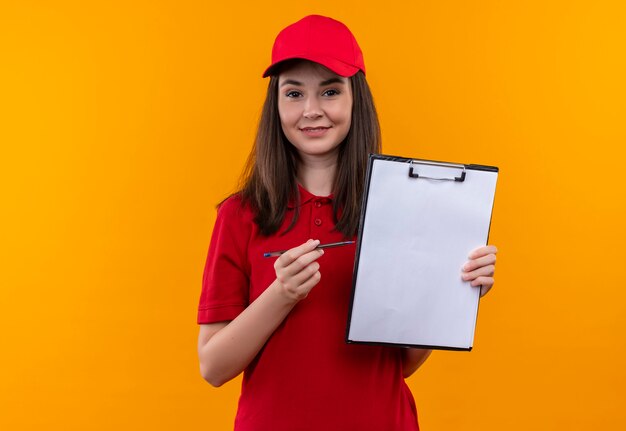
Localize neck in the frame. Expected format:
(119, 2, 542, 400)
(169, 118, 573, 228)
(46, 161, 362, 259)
(296, 153, 337, 196)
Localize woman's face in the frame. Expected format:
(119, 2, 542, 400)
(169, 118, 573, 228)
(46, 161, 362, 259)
(277, 61, 353, 162)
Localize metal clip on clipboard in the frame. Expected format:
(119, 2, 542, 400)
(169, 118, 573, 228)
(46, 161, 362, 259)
(408, 160, 467, 182)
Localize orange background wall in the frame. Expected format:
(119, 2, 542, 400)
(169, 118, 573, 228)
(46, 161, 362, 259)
(1, 1, 625, 429)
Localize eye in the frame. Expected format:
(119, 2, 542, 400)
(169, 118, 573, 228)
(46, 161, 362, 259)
(323, 89, 340, 96)
(285, 90, 302, 98)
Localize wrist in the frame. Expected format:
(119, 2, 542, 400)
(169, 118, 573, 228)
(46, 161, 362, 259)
(268, 279, 301, 308)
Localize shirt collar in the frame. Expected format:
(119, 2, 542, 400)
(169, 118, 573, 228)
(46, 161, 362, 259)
(287, 183, 334, 209)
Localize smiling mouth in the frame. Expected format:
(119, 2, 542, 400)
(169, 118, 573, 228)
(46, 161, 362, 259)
(300, 126, 331, 131)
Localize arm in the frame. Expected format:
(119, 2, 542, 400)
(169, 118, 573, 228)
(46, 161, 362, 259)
(402, 348, 432, 378)
(197, 280, 298, 386)
(197, 240, 324, 387)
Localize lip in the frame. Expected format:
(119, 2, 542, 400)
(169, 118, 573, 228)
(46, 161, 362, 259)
(299, 126, 331, 137)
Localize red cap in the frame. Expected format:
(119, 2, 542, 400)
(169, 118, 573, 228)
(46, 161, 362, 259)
(262, 15, 366, 78)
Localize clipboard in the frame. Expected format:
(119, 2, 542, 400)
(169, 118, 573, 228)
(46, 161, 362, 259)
(345, 154, 499, 351)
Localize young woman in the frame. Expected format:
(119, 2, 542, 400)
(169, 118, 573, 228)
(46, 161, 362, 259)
(197, 15, 498, 430)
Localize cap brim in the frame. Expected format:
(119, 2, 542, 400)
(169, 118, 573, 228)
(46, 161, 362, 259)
(262, 55, 361, 78)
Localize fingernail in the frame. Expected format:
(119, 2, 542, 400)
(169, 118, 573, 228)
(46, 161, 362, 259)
(313, 239, 320, 245)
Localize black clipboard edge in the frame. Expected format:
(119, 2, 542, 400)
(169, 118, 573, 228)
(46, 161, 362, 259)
(370, 153, 499, 173)
(474, 162, 499, 340)
(344, 154, 377, 347)
(345, 339, 472, 352)
(344, 153, 498, 351)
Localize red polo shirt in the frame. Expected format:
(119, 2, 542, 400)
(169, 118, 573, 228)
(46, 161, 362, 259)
(198, 184, 419, 431)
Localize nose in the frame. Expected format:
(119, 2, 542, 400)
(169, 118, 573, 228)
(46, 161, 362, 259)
(303, 96, 323, 119)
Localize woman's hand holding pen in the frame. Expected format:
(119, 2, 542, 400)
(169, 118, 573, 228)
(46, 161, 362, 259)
(461, 245, 498, 297)
(272, 239, 324, 302)
(198, 238, 324, 387)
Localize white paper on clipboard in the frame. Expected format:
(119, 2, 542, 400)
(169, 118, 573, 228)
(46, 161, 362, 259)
(346, 155, 498, 351)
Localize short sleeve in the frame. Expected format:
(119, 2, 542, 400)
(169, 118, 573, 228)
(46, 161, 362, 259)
(197, 196, 251, 324)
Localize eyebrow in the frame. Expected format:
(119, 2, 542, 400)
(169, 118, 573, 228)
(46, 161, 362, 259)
(279, 77, 347, 87)
(280, 79, 303, 87)
(320, 77, 345, 86)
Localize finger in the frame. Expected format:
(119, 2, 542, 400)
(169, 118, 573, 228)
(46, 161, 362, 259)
(282, 265, 322, 300)
(468, 245, 498, 259)
(288, 260, 322, 287)
(276, 239, 320, 268)
(296, 270, 322, 298)
(279, 248, 325, 278)
(462, 253, 496, 272)
(479, 283, 493, 297)
(461, 264, 495, 281)
(472, 276, 493, 287)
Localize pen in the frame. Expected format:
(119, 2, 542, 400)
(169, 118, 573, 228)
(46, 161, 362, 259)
(263, 241, 355, 258)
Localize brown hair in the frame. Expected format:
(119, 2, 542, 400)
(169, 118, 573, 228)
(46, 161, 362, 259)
(239, 64, 381, 238)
